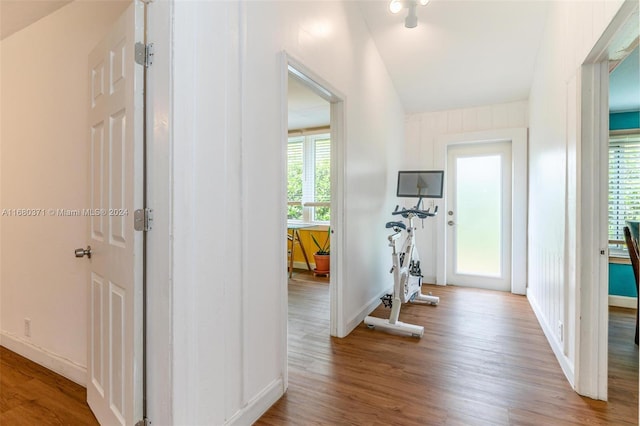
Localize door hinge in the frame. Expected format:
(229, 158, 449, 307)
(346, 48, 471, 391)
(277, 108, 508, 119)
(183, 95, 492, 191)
(135, 42, 154, 68)
(600, 248, 607, 256)
(135, 418, 151, 426)
(134, 208, 153, 232)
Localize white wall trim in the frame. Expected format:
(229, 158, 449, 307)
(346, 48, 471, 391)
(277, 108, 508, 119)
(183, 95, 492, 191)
(435, 128, 528, 294)
(422, 275, 436, 284)
(346, 286, 394, 336)
(146, 0, 173, 422)
(576, 60, 610, 402)
(226, 378, 284, 426)
(527, 294, 576, 387)
(1, 332, 86, 386)
(608, 295, 637, 309)
(329, 99, 347, 338)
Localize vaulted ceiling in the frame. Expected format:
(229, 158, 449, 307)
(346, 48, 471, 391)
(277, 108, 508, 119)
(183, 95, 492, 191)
(3, 0, 637, 118)
(356, 0, 551, 114)
(0, 1, 72, 40)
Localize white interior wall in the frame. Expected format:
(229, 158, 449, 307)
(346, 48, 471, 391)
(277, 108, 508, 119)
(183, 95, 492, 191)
(171, 2, 242, 422)
(6, 0, 626, 421)
(0, 0, 131, 384)
(527, 0, 625, 388)
(404, 101, 529, 283)
(170, 1, 405, 424)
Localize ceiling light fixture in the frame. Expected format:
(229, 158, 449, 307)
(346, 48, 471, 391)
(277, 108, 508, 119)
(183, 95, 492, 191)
(389, 0, 429, 28)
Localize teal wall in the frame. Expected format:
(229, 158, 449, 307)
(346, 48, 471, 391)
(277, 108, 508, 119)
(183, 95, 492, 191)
(609, 263, 637, 297)
(609, 112, 639, 298)
(610, 111, 640, 131)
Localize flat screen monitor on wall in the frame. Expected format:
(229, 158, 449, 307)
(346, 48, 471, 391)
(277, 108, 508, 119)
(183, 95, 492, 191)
(396, 170, 444, 199)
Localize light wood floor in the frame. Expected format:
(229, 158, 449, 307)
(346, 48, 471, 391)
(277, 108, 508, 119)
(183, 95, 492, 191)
(0, 346, 98, 425)
(0, 273, 637, 425)
(257, 271, 639, 425)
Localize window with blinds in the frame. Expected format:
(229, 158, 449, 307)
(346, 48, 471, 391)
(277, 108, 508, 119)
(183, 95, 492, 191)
(609, 132, 640, 255)
(314, 137, 331, 221)
(287, 138, 304, 220)
(287, 133, 331, 223)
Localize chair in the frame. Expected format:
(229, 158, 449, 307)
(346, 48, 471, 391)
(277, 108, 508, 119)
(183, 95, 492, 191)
(623, 224, 639, 344)
(287, 233, 294, 278)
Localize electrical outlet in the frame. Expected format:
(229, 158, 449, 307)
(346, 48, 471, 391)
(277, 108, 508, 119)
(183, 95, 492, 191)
(24, 318, 31, 337)
(557, 320, 563, 343)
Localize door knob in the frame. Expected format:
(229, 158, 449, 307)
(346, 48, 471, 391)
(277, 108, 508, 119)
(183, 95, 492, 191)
(75, 246, 92, 259)
(447, 220, 455, 226)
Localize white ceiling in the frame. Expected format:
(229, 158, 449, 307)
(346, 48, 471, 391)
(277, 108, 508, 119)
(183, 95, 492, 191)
(357, 0, 550, 114)
(288, 76, 330, 130)
(610, 46, 640, 113)
(287, 1, 550, 126)
(5, 1, 636, 118)
(0, 0, 72, 40)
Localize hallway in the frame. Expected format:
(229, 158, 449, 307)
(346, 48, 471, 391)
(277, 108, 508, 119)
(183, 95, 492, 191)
(258, 275, 638, 425)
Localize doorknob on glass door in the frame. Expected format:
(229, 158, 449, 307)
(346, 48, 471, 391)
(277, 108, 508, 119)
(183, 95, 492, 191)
(448, 221, 455, 226)
(75, 246, 92, 259)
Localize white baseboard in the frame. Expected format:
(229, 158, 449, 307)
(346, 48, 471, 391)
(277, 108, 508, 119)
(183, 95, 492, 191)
(422, 275, 437, 284)
(527, 293, 575, 388)
(608, 295, 637, 309)
(1, 331, 86, 386)
(343, 286, 392, 338)
(226, 378, 283, 425)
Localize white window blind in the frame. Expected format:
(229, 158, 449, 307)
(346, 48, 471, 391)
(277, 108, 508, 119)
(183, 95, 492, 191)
(287, 138, 304, 220)
(313, 137, 331, 222)
(609, 133, 640, 253)
(287, 133, 331, 223)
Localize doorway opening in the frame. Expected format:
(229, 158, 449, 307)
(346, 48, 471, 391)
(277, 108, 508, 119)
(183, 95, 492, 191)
(576, 0, 639, 401)
(286, 73, 331, 280)
(281, 54, 345, 388)
(436, 128, 528, 295)
(607, 41, 640, 405)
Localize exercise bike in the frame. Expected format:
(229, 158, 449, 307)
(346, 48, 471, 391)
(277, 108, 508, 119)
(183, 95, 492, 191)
(364, 199, 439, 337)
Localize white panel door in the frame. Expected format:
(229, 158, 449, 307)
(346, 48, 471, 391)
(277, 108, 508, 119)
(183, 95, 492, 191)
(87, 2, 144, 425)
(446, 141, 512, 291)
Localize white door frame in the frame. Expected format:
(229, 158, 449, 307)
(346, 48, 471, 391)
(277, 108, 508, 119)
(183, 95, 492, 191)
(145, 0, 173, 422)
(435, 128, 528, 294)
(280, 51, 346, 387)
(574, 0, 639, 401)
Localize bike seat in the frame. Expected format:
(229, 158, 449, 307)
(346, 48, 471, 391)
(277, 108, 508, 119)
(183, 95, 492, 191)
(385, 221, 406, 230)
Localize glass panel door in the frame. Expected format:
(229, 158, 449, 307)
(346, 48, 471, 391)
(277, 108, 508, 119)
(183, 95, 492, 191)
(455, 154, 502, 276)
(446, 141, 512, 291)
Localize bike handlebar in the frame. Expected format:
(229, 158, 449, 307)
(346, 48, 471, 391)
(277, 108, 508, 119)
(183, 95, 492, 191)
(391, 205, 438, 219)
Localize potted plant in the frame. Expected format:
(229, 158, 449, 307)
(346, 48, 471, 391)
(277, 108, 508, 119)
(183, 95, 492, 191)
(311, 228, 330, 276)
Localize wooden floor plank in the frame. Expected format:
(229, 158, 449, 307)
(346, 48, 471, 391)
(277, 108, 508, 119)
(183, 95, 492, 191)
(258, 271, 639, 425)
(0, 270, 636, 424)
(0, 347, 98, 425)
